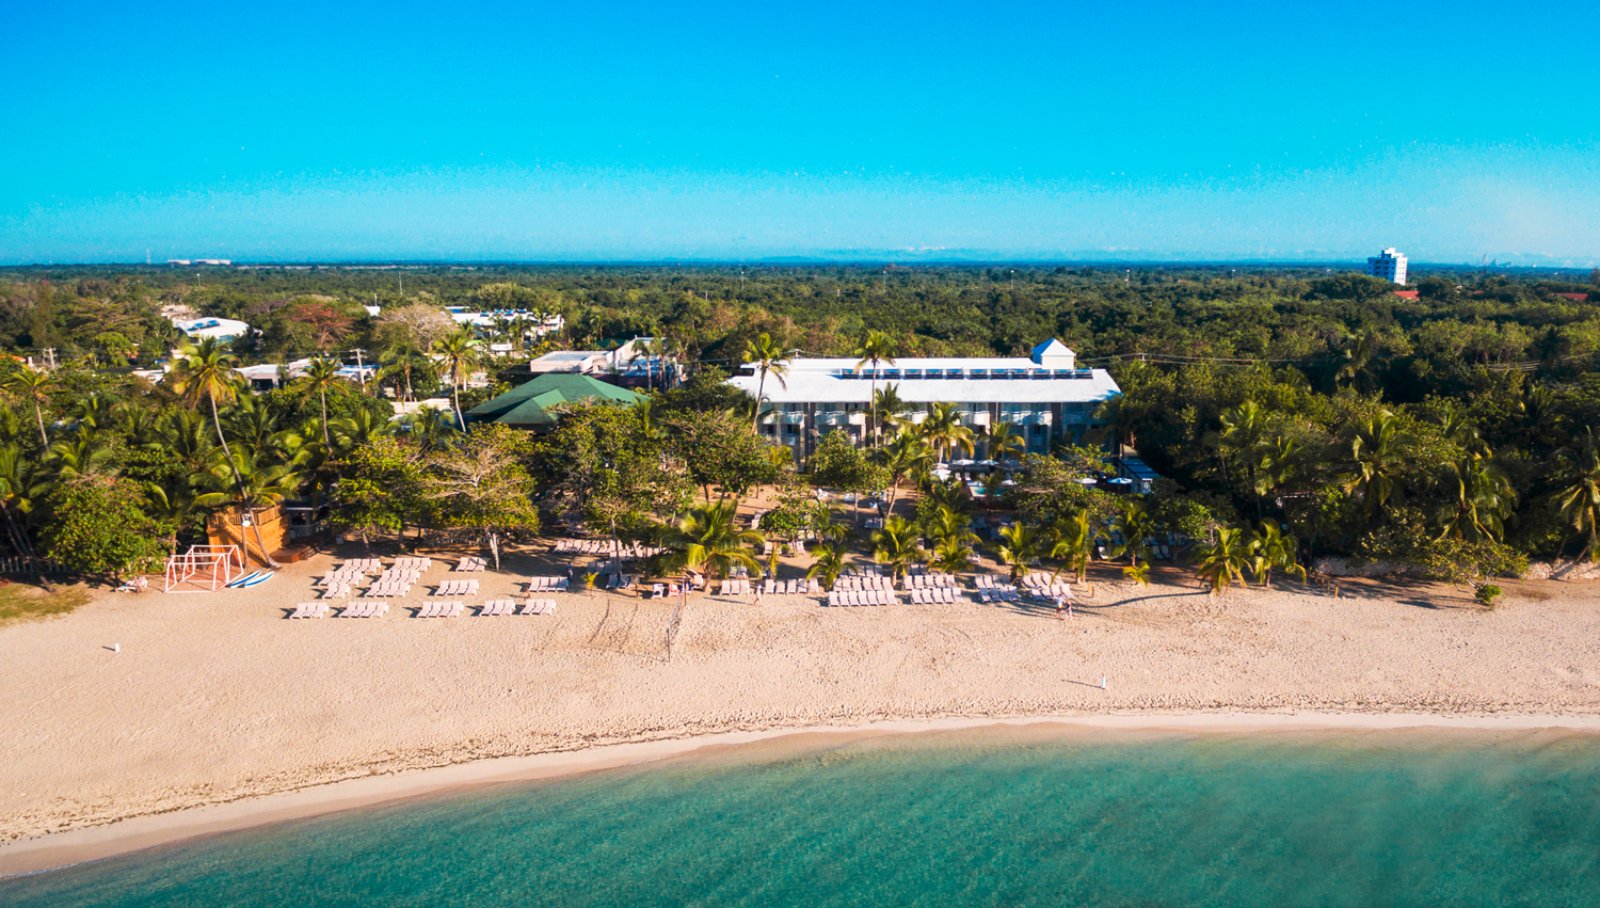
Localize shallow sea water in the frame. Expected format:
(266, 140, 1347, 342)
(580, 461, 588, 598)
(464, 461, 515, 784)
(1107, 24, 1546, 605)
(6, 728, 1599, 907)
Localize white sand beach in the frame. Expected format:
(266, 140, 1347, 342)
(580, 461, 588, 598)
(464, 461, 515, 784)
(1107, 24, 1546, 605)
(2, 546, 1598, 873)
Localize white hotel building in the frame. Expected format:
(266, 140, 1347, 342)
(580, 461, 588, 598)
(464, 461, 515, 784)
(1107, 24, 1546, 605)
(729, 339, 1121, 461)
(1367, 248, 1408, 284)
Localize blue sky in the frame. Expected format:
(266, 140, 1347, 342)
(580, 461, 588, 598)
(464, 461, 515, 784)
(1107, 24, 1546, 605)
(3, 1, 1597, 265)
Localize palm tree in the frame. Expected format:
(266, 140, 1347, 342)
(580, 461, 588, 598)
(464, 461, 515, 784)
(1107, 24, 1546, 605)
(1111, 498, 1158, 583)
(879, 429, 932, 512)
(1050, 510, 1095, 584)
(1246, 521, 1306, 588)
(871, 383, 912, 437)
(927, 504, 978, 575)
(1557, 430, 1600, 562)
(197, 448, 300, 569)
(1437, 455, 1516, 543)
(6, 365, 55, 448)
(658, 498, 765, 587)
(743, 332, 790, 434)
(870, 515, 925, 581)
(981, 420, 1025, 462)
(1193, 526, 1251, 594)
(144, 469, 208, 556)
(168, 338, 246, 492)
(1219, 400, 1269, 508)
(431, 327, 479, 431)
(295, 356, 342, 446)
(919, 401, 975, 464)
(1345, 409, 1413, 519)
(378, 342, 435, 404)
(0, 443, 45, 556)
(47, 430, 115, 480)
(1335, 330, 1385, 394)
(853, 329, 897, 447)
(331, 407, 393, 452)
(408, 406, 459, 452)
(996, 521, 1046, 584)
(1257, 433, 1303, 502)
(805, 541, 847, 590)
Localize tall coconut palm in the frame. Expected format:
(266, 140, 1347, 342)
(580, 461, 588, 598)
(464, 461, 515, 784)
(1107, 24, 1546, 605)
(1219, 399, 1269, 507)
(1557, 430, 1600, 562)
(879, 429, 932, 512)
(919, 401, 975, 464)
(431, 327, 480, 431)
(996, 521, 1046, 584)
(295, 356, 342, 446)
(1246, 521, 1306, 588)
(378, 342, 435, 404)
(1110, 498, 1158, 583)
(870, 515, 926, 581)
(168, 338, 246, 492)
(6, 365, 55, 448)
(1345, 409, 1413, 519)
(852, 329, 897, 447)
(1193, 525, 1251, 594)
(742, 332, 790, 434)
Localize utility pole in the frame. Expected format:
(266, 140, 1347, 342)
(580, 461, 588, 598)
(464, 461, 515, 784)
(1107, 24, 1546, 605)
(349, 348, 368, 389)
(43, 348, 57, 370)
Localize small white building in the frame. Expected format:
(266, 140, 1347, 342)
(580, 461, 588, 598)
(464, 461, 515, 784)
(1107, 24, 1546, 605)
(729, 338, 1121, 460)
(1367, 248, 1408, 285)
(526, 350, 612, 375)
(174, 316, 251, 343)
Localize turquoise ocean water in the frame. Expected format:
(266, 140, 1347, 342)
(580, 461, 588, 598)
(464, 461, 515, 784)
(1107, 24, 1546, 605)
(6, 728, 1599, 907)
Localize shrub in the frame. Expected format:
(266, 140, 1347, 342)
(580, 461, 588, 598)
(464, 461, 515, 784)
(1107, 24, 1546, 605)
(1474, 583, 1502, 608)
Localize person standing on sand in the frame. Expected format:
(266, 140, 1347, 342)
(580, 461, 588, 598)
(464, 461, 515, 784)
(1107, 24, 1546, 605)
(754, 586, 763, 605)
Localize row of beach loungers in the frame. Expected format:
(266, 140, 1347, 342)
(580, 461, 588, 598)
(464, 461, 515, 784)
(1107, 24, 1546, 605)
(719, 578, 753, 596)
(826, 589, 899, 606)
(975, 589, 1022, 603)
(290, 599, 557, 619)
(833, 575, 894, 591)
(908, 587, 961, 604)
(763, 578, 823, 595)
(367, 568, 424, 597)
(453, 556, 487, 572)
(904, 572, 957, 589)
(526, 575, 570, 592)
(552, 539, 663, 559)
(435, 579, 480, 596)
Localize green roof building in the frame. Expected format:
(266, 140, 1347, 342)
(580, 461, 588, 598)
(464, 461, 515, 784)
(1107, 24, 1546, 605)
(465, 373, 644, 428)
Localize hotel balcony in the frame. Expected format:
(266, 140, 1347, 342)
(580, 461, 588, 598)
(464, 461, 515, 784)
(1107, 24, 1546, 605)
(816, 411, 851, 428)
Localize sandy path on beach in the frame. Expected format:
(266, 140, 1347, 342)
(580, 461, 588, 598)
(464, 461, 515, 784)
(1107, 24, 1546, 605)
(1, 550, 1598, 846)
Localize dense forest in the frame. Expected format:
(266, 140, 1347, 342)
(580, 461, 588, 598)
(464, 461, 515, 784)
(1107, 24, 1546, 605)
(2, 263, 1599, 590)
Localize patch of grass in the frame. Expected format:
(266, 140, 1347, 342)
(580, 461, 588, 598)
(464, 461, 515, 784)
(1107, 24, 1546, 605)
(0, 582, 92, 625)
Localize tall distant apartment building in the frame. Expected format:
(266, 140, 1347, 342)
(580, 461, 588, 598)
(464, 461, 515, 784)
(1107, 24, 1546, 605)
(1367, 248, 1408, 284)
